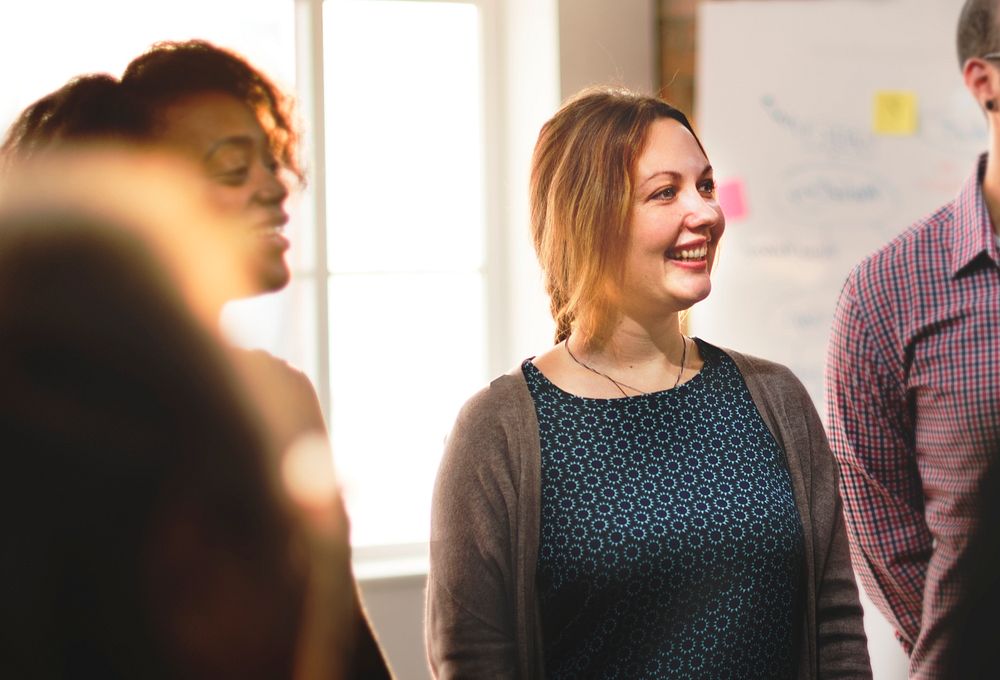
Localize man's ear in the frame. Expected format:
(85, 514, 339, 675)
(964, 57, 1000, 112)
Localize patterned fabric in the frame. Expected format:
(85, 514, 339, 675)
(523, 339, 804, 680)
(826, 154, 1000, 679)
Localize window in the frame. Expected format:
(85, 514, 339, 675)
(321, 0, 491, 548)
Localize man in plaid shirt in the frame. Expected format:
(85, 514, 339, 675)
(826, 2, 1000, 677)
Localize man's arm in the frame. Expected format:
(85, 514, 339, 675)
(826, 273, 931, 650)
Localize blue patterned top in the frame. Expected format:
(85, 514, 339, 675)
(523, 339, 804, 680)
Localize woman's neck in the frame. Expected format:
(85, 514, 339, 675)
(574, 313, 686, 371)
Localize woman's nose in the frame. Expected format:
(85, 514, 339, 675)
(682, 191, 720, 231)
(254, 166, 288, 205)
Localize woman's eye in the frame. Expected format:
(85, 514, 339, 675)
(652, 186, 676, 201)
(213, 167, 249, 185)
(699, 179, 716, 195)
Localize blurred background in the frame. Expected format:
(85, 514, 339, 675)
(1, 1, 979, 677)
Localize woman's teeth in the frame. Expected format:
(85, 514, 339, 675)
(669, 245, 707, 261)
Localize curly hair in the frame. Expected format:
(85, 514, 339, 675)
(2, 40, 301, 180)
(121, 40, 302, 181)
(1, 74, 143, 161)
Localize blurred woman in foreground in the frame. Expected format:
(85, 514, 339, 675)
(0, 153, 348, 678)
(426, 89, 871, 679)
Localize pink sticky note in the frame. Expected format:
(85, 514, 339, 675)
(717, 178, 748, 222)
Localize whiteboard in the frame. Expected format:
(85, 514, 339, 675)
(694, 0, 985, 417)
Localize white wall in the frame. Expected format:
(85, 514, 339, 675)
(558, 0, 657, 100)
(359, 574, 429, 679)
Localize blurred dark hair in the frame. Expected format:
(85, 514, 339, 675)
(2, 40, 301, 180)
(0, 211, 302, 678)
(0, 75, 145, 160)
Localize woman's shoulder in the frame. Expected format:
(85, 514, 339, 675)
(451, 363, 534, 434)
(230, 347, 320, 408)
(232, 346, 308, 378)
(438, 364, 539, 493)
(229, 347, 327, 447)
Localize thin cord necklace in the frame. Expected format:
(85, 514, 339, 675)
(564, 336, 688, 397)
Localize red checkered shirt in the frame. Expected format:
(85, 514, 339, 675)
(826, 155, 1000, 680)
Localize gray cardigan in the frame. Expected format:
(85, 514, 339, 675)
(426, 347, 871, 679)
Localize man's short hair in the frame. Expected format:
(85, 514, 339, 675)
(958, 0, 1000, 67)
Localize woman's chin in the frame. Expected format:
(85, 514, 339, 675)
(250, 258, 291, 295)
(673, 282, 712, 310)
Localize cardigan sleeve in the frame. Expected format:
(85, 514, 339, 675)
(797, 381, 873, 679)
(426, 385, 521, 679)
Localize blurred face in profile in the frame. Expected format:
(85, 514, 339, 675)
(158, 92, 291, 294)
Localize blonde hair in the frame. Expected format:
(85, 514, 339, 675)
(529, 87, 704, 346)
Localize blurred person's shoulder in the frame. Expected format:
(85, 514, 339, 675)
(230, 347, 327, 451)
(233, 347, 313, 390)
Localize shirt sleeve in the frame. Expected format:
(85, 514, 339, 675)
(826, 272, 931, 650)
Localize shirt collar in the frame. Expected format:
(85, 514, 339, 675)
(951, 153, 1000, 276)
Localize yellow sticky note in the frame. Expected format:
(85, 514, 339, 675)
(873, 91, 919, 135)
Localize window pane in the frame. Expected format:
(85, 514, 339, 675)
(323, 0, 489, 547)
(324, 0, 485, 273)
(329, 272, 487, 547)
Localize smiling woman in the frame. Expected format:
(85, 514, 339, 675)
(156, 92, 293, 292)
(426, 87, 873, 680)
(127, 53, 299, 294)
